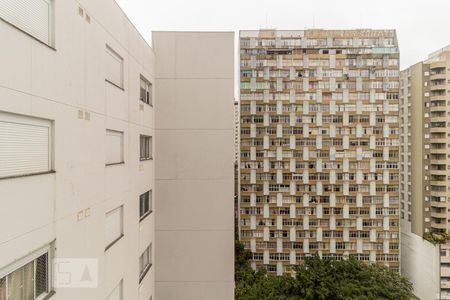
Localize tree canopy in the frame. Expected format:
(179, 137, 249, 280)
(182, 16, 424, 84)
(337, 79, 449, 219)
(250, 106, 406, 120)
(235, 241, 418, 300)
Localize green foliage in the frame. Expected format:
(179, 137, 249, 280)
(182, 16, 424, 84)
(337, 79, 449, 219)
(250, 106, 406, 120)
(235, 241, 418, 300)
(423, 231, 450, 244)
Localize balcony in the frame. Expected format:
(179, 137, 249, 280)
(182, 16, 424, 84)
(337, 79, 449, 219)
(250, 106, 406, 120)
(430, 191, 448, 199)
(432, 221, 448, 230)
(431, 211, 447, 219)
(431, 84, 447, 92)
(431, 116, 448, 123)
(431, 73, 447, 81)
(431, 200, 448, 208)
(441, 255, 450, 264)
(442, 282, 450, 291)
(430, 95, 447, 102)
(430, 158, 447, 164)
(442, 266, 450, 277)
(430, 105, 447, 112)
(431, 62, 446, 71)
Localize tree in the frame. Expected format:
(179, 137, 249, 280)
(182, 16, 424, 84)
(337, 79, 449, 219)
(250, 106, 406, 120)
(235, 242, 418, 300)
(294, 255, 418, 300)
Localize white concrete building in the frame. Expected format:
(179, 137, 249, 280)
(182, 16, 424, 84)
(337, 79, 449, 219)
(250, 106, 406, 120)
(0, 0, 155, 299)
(0, 2, 235, 300)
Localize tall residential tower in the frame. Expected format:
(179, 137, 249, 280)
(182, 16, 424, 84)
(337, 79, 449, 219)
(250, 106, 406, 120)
(400, 46, 450, 300)
(239, 29, 400, 274)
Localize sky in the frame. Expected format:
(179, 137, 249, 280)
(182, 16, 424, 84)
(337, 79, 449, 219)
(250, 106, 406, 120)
(116, 0, 450, 70)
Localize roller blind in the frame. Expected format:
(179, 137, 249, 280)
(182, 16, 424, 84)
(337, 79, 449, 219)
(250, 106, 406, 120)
(105, 206, 123, 248)
(106, 45, 123, 88)
(106, 130, 123, 165)
(0, 0, 52, 45)
(0, 112, 51, 178)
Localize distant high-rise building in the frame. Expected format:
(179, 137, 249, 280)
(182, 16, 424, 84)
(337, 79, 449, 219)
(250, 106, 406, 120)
(400, 46, 450, 300)
(239, 29, 401, 275)
(235, 101, 241, 163)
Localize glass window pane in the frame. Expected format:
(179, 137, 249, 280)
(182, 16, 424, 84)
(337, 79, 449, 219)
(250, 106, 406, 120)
(8, 267, 23, 300)
(23, 262, 34, 300)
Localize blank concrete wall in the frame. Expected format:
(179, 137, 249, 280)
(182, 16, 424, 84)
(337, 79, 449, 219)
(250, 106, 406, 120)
(153, 31, 235, 300)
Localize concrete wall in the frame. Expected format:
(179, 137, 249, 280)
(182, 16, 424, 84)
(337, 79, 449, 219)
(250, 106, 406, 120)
(0, 0, 155, 299)
(153, 31, 235, 300)
(401, 221, 440, 300)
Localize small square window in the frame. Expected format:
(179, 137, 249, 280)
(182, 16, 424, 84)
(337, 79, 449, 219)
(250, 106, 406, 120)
(140, 135, 152, 161)
(105, 205, 124, 250)
(106, 130, 124, 165)
(140, 76, 153, 106)
(139, 244, 152, 282)
(139, 190, 152, 220)
(106, 45, 124, 89)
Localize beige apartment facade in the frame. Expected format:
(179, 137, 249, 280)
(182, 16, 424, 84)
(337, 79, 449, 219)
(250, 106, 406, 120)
(153, 31, 235, 300)
(239, 29, 401, 274)
(400, 46, 450, 300)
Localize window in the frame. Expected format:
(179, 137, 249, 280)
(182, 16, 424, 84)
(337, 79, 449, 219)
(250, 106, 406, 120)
(0, 112, 52, 178)
(106, 280, 123, 300)
(106, 130, 124, 165)
(140, 76, 152, 105)
(105, 206, 123, 250)
(140, 135, 152, 160)
(106, 45, 124, 88)
(0, 248, 50, 300)
(139, 191, 152, 220)
(139, 244, 152, 283)
(0, 0, 54, 45)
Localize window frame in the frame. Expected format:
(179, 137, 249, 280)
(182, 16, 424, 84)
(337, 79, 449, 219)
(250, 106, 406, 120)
(105, 205, 124, 251)
(105, 45, 124, 89)
(0, 0, 55, 47)
(0, 111, 54, 179)
(139, 244, 152, 283)
(140, 75, 153, 106)
(0, 245, 52, 300)
(105, 129, 124, 166)
(139, 190, 152, 221)
(140, 135, 152, 161)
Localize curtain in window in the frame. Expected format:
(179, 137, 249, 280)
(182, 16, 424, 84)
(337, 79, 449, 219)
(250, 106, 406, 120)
(8, 261, 33, 300)
(0, 278, 6, 300)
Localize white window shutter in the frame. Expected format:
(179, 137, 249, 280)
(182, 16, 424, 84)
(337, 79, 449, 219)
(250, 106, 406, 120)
(0, 0, 52, 44)
(106, 130, 123, 165)
(106, 45, 124, 88)
(105, 206, 123, 247)
(0, 112, 51, 178)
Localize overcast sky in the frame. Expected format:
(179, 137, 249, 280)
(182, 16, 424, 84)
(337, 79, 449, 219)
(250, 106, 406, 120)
(116, 0, 450, 70)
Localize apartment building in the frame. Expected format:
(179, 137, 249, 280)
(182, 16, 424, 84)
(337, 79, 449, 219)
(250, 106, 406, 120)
(153, 32, 235, 300)
(239, 29, 401, 274)
(400, 46, 450, 300)
(235, 101, 240, 162)
(0, 0, 155, 299)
